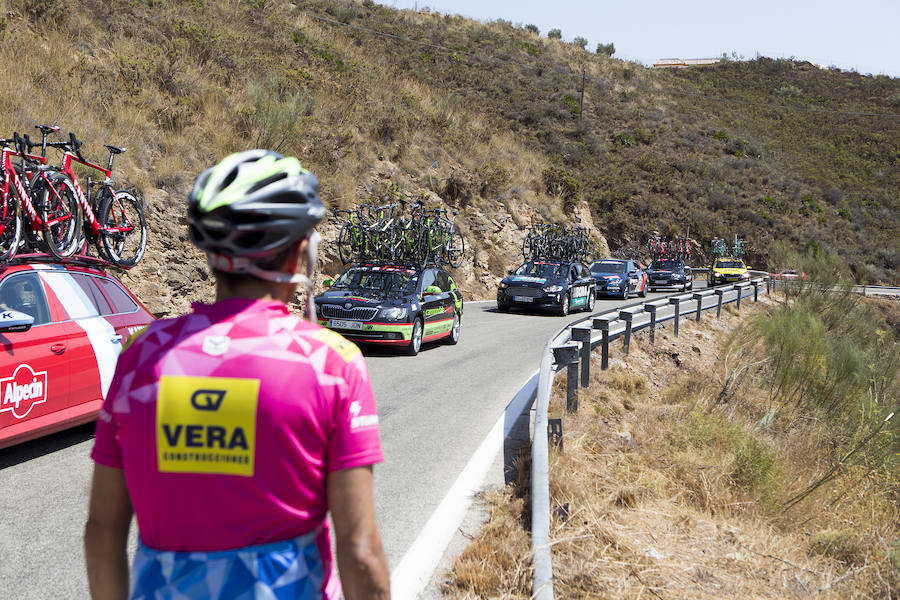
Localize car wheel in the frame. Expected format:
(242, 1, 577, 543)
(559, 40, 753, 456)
(621, 286, 628, 301)
(445, 311, 460, 345)
(404, 317, 423, 356)
(587, 290, 596, 312)
(640, 281, 647, 298)
(557, 293, 570, 317)
(687, 280, 693, 290)
(497, 298, 510, 312)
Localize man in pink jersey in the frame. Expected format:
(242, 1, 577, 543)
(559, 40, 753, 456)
(84, 150, 390, 600)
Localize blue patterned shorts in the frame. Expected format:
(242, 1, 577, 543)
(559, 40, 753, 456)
(130, 531, 324, 600)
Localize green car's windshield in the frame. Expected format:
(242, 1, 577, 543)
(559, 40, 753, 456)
(715, 260, 745, 269)
(515, 261, 566, 279)
(332, 267, 418, 294)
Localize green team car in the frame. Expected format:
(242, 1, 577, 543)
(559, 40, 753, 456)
(315, 262, 462, 356)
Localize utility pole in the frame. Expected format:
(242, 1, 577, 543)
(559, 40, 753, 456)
(579, 69, 586, 120)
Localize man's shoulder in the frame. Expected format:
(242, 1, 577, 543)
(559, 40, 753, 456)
(303, 324, 362, 364)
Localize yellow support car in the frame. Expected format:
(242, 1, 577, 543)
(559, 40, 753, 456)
(707, 257, 750, 286)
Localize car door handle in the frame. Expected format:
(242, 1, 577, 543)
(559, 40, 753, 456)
(50, 343, 66, 355)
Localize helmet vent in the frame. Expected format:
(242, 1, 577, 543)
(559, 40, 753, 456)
(247, 172, 288, 195)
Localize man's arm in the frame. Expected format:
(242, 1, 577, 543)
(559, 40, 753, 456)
(327, 466, 390, 600)
(84, 464, 133, 600)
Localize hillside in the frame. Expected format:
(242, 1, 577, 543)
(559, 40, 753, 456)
(2, 0, 898, 314)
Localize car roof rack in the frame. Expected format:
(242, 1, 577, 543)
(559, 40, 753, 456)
(4, 252, 130, 271)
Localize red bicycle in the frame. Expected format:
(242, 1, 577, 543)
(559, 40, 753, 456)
(0, 133, 81, 262)
(32, 127, 146, 267)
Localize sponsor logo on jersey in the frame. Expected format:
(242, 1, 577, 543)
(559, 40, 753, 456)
(349, 400, 379, 430)
(201, 336, 230, 356)
(156, 375, 260, 476)
(0, 364, 48, 419)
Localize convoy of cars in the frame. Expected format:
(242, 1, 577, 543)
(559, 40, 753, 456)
(646, 258, 693, 292)
(588, 259, 648, 299)
(496, 259, 596, 316)
(1, 229, 765, 448)
(0, 257, 154, 448)
(314, 262, 462, 356)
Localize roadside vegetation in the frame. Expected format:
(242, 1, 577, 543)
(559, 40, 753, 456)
(1, 0, 897, 317)
(446, 252, 898, 598)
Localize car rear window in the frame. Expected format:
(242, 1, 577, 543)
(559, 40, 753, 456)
(95, 277, 138, 314)
(71, 274, 113, 315)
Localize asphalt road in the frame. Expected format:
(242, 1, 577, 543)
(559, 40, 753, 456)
(0, 285, 686, 598)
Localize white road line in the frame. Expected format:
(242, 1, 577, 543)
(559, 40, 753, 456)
(389, 370, 539, 599)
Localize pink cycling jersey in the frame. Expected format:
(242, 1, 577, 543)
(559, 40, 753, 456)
(91, 298, 383, 597)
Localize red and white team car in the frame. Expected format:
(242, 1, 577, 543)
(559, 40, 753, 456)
(0, 256, 153, 448)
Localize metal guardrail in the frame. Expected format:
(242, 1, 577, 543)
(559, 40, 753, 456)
(529, 273, 770, 599)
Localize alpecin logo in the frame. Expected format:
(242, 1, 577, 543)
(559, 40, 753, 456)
(0, 364, 48, 419)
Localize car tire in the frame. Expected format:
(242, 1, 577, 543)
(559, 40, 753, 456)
(640, 281, 647, 298)
(497, 298, 510, 312)
(586, 290, 596, 312)
(445, 311, 460, 345)
(404, 317, 423, 356)
(687, 280, 693, 291)
(621, 286, 628, 301)
(557, 293, 570, 317)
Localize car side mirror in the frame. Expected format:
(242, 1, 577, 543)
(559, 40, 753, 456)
(0, 309, 34, 333)
(423, 285, 442, 296)
(322, 278, 335, 287)
(507, 269, 514, 276)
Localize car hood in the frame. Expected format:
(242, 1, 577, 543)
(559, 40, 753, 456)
(592, 271, 626, 278)
(648, 269, 683, 275)
(315, 290, 409, 307)
(713, 268, 747, 275)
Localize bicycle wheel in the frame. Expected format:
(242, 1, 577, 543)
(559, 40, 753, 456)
(338, 223, 355, 264)
(446, 226, 465, 268)
(0, 184, 22, 263)
(99, 190, 147, 267)
(36, 172, 82, 259)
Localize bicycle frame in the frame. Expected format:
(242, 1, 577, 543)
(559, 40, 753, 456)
(57, 149, 111, 236)
(1, 146, 44, 232)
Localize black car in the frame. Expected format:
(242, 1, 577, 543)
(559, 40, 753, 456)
(315, 262, 462, 356)
(588, 259, 648, 299)
(497, 260, 596, 316)
(646, 258, 693, 292)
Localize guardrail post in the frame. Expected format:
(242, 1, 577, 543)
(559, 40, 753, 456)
(693, 292, 704, 322)
(553, 344, 580, 413)
(736, 284, 747, 311)
(766, 276, 771, 295)
(669, 297, 682, 337)
(646, 305, 658, 343)
(593, 317, 613, 370)
(715, 288, 726, 318)
(570, 327, 592, 388)
(752, 281, 759, 302)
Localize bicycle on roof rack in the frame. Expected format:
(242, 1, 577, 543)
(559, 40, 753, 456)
(27, 125, 147, 267)
(0, 133, 81, 262)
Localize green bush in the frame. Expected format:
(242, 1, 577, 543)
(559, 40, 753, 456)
(519, 41, 540, 56)
(547, 28, 561, 39)
(525, 24, 539, 35)
(561, 94, 580, 116)
(809, 530, 869, 566)
(613, 132, 636, 147)
(542, 166, 581, 210)
(572, 36, 587, 49)
(596, 42, 615, 56)
(776, 85, 802, 97)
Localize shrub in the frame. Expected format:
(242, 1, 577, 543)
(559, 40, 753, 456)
(572, 36, 587, 49)
(547, 28, 562, 39)
(809, 530, 870, 566)
(731, 436, 779, 498)
(713, 130, 729, 141)
(542, 166, 581, 210)
(613, 132, 635, 147)
(886, 93, 900, 108)
(525, 24, 539, 35)
(561, 94, 579, 116)
(479, 161, 510, 198)
(519, 41, 540, 56)
(837, 208, 852, 220)
(776, 85, 802, 97)
(708, 192, 735, 211)
(596, 42, 615, 56)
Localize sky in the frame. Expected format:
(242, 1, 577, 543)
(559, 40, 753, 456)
(374, 0, 900, 77)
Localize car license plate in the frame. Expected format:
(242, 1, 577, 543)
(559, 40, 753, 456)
(514, 296, 533, 303)
(330, 319, 363, 330)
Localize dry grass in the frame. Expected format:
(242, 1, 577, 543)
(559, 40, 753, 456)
(445, 296, 899, 598)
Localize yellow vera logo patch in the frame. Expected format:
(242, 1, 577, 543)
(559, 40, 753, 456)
(156, 375, 260, 476)
(315, 328, 361, 362)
